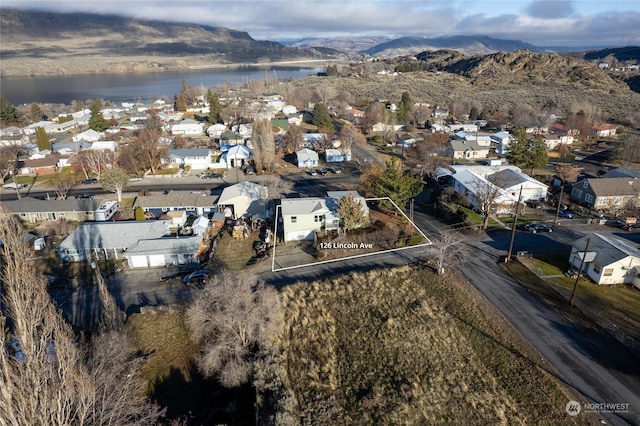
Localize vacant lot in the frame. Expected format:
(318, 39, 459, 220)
(258, 266, 584, 424)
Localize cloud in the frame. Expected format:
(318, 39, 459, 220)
(526, 0, 574, 19)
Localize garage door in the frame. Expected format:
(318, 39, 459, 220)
(129, 256, 149, 268)
(148, 255, 166, 267)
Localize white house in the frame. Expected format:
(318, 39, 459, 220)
(296, 148, 319, 168)
(221, 145, 252, 169)
(206, 123, 227, 138)
(570, 234, 640, 285)
(282, 105, 298, 115)
(171, 119, 204, 136)
(447, 140, 491, 160)
(24, 121, 55, 135)
(280, 198, 340, 241)
(169, 149, 213, 170)
(486, 168, 548, 202)
(325, 148, 351, 163)
(73, 129, 104, 143)
(218, 181, 267, 219)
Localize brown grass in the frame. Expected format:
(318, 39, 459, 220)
(259, 266, 582, 424)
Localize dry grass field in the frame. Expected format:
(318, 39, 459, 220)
(257, 266, 584, 424)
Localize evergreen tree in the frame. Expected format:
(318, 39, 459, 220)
(526, 134, 549, 174)
(506, 127, 529, 167)
(371, 158, 423, 210)
(0, 96, 22, 126)
(35, 127, 50, 151)
(206, 89, 223, 123)
(397, 91, 412, 123)
(469, 106, 479, 121)
(29, 102, 42, 122)
(312, 103, 334, 133)
(88, 99, 109, 131)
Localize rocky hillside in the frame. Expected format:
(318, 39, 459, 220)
(0, 9, 336, 76)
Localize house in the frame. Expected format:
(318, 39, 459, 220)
(447, 140, 491, 160)
(433, 107, 449, 119)
(280, 197, 340, 241)
(72, 129, 104, 143)
(569, 234, 640, 285)
(2, 197, 107, 223)
(589, 124, 617, 138)
(450, 123, 479, 133)
(491, 131, 511, 155)
(221, 145, 252, 169)
(133, 190, 218, 218)
(217, 181, 267, 219)
(543, 136, 573, 151)
(296, 148, 319, 168)
(56, 220, 205, 267)
(570, 178, 640, 209)
(206, 123, 227, 138)
(169, 149, 213, 170)
(220, 131, 245, 145)
(326, 191, 370, 222)
(24, 121, 55, 135)
(18, 158, 59, 175)
(282, 105, 298, 115)
(302, 133, 327, 148)
(171, 119, 204, 136)
(372, 123, 404, 132)
(162, 210, 187, 229)
(451, 169, 516, 214)
(602, 167, 640, 179)
(324, 148, 351, 163)
(486, 168, 548, 202)
(50, 120, 78, 134)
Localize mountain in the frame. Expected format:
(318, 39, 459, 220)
(285, 36, 392, 53)
(363, 35, 544, 57)
(0, 9, 336, 77)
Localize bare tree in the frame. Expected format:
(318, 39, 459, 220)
(100, 167, 130, 202)
(412, 104, 431, 127)
(52, 175, 79, 200)
(314, 85, 336, 105)
(186, 271, 282, 388)
(251, 119, 275, 174)
(77, 150, 116, 181)
(0, 144, 27, 199)
(282, 124, 304, 154)
(471, 175, 504, 231)
(247, 79, 266, 98)
(121, 129, 168, 175)
(262, 175, 293, 200)
(427, 231, 468, 274)
(555, 164, 582, 184)
(339, 124, 366, 151)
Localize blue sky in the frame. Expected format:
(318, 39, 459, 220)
(3, 0, 639, 47)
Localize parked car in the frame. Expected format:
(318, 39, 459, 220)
(558, 210, 574, 219)
(183, 269, 210, 284)
(201, 172, 223, 179)
(614, 219, 640, 231)
(525, 199, 542, 209)
(75, 193, 95, 199)
(128, 176, 143, 182)
(81, 178, 98, 185)
(309, 169, 318, 176)
(319, 168, 328, 176)
(331, 166, 342, 174)
(523, 223, 553, 233)
(244, 166, 255, 175)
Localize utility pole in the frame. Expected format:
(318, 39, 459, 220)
(506, 186, 523, 263)
(570, 237, 590, 306)
(554, 185, 565, 226)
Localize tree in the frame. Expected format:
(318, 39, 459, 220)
(555, 164, 582, 184)
(101, 167, 130, 202)
(262, 175, 293, 200)
(0, 211, 163, 425)
(338, 193, 369, 231)
(282, 124, 304, 154)
(427, 231, 468, 274)
(206, 89, 223, 124)
(34, 127, 50, 151)
(52, 175, 79, 200)
(506, 127, 529, 166)
(397, 91, 412, 123)
(251, 119, 275, 174)
(186, 271, 281, 387)
(120, 129, 168, 175)
(89, 99, 109, 131)
(338, 124, 366, 151)
(312, 103, 334, 133)
(77, 150, 116, 181)
(370, 158, 423, 211)
(29, 102, 42, 122)
(0, 96, 22, 126)
(472, 174, 505, 231)
(527, 134, 549, 174)
(507, 128, 548, 174)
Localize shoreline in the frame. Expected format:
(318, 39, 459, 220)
(0, 58, 340, 79)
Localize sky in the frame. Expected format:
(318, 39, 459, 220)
(3, 0, 640, 48)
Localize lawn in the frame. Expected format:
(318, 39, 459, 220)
(258, 266, 582, 424)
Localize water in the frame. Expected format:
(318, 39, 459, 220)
(0, 65, 323, 105)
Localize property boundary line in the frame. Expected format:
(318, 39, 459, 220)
(271, 196, 432, 272)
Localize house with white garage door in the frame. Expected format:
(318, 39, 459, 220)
(280, 198, 340, 241)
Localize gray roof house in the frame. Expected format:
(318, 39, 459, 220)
(447, 140, 491, 160)
(570, 233, 640, 285)
(133, 190, 218, 217)
(2, 197, 106, 223)
(570, 178, 640, 210)
(218, 181, 267, 219)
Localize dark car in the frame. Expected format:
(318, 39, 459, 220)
(558, 210, 574, 219)
(201, 172, 223, 179)
(615, 219, 640, 231)
(523, 223, 553, 233)
(183, 269, 210, 284)
(81, 178, 98, 185)
(244, 166, 255, 175)
(319, 168, 328, 176)
(75, 193, 95, 199)
(525, 199, 542, 209)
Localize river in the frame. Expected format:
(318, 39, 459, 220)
(0, 65, 323, 105)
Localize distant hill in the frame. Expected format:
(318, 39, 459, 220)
(286, 36, 392, 53)
(574, 46, 640, 63)
(0, 9, 336, 77)
(362, 35, 544, 57)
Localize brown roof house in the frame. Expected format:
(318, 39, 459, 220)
(570, 178, 640, 210)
